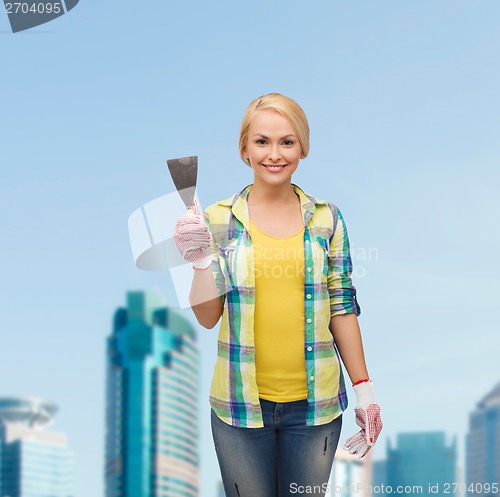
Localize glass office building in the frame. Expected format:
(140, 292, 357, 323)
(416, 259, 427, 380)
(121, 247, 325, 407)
(0, 396, 75, 497)
(105, 290, 199, 497)
(466, 381, 500, 497)
(386, 431, 457, 497)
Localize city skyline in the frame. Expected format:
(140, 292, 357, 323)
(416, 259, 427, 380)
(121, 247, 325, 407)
(1, 293, 497, 496)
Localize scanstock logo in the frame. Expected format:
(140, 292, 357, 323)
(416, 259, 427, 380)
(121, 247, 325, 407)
(3, 0, 79, 33)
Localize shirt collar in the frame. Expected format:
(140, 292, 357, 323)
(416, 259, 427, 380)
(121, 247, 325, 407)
(217, 183, 328, 232)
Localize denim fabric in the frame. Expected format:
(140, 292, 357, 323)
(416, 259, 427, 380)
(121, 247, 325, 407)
(211, 397, 343, 497)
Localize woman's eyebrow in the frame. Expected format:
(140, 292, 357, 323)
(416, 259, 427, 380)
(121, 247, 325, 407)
(252, 133, 296, 139)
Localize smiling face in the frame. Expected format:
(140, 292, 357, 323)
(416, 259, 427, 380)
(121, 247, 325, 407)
(242, 110, 303, 187)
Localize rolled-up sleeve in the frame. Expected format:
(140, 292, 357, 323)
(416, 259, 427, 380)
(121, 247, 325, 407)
(327, 207, 361, 317)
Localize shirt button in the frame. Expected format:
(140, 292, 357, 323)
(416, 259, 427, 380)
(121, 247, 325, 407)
(305, 239, 310, 244)
(307, 318, 312, 324)
(306, 294, 312, 299)
(307, 346, 312, 351)
(309, 375, 315, 381)
(307, 267, 312, 272)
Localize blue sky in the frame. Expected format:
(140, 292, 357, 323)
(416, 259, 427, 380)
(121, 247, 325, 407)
(1, 1, 499, 495)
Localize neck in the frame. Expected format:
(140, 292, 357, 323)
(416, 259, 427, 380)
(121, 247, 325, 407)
(247, 177, 297, 205)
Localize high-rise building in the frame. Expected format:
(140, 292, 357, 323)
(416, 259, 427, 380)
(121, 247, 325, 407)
(386, 431, 457, 497)
(0, 396, 75, 497)
(466, 381, 500, 497)
(105, 290, 199, 497)
(372, 459, 387, 492)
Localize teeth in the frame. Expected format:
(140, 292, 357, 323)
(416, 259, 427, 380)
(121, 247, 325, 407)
(266, 165, 284, 171)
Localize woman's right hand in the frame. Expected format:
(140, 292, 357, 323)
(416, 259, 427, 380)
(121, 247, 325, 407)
(174, 197, 213, 269)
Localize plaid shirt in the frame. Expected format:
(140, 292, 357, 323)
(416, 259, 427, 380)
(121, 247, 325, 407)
(202, 183, 361, 428)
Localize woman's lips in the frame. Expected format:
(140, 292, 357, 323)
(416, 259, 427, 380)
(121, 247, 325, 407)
(263, 164, 287, 172)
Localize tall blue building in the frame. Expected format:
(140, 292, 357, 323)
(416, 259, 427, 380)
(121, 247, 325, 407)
(372, 459, 387, 489)
(105, 290, 199, 497)
(466, 381, 500, 497)
(387, 431, 456, 497)
(0, 397, 74, 497)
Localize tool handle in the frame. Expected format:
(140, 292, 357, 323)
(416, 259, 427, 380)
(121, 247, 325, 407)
(186, 198, 200, 216)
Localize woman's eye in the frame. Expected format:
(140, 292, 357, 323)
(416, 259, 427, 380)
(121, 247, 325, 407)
(255, 139, 295, 145)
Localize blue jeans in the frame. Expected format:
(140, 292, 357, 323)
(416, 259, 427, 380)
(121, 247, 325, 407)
(210, 398, 343, 497)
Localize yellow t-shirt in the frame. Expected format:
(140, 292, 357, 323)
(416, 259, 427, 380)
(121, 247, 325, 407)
(250, 219, 308, 402)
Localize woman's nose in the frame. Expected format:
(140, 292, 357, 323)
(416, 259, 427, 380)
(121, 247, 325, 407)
(268, 145, 281, 160)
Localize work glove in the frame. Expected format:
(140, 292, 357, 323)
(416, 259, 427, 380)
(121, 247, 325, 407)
(173, 197, 213, 270)
(343, 380, 383, 458)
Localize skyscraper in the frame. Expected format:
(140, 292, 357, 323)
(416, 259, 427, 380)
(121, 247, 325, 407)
(105, 290, 199, 497)
(466, 381, 500, 497)
(372, 459, 388, 494)
(0, 396, 75, 497)
(386, 431, 457, 497)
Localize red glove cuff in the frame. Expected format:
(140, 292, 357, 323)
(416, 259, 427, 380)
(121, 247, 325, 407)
(352, 378, 370, 387)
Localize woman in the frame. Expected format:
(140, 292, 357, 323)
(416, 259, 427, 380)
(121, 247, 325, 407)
(174, 93, 383, 497)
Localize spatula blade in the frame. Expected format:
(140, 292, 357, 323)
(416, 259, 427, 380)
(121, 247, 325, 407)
(166, 155, 198, 209)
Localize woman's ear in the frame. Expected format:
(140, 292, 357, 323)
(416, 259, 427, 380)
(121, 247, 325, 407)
(241, 147, 250, 164)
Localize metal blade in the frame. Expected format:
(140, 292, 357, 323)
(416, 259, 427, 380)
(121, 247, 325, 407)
(166, 155, 198, 208)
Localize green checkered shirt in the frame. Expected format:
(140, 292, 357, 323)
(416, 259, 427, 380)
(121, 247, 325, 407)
(203, 183, 361, 428)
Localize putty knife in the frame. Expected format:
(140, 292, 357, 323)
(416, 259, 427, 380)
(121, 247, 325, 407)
(166, 155, 198, 214)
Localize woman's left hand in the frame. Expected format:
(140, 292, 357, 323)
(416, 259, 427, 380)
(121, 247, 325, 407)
(343, 380, 383, 458)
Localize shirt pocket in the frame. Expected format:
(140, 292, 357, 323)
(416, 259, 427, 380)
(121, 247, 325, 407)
(218, 239, 247, 289)
(313, 236, 330, 279)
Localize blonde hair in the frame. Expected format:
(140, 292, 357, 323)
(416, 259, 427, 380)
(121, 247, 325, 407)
(239, 93, 310, 167)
